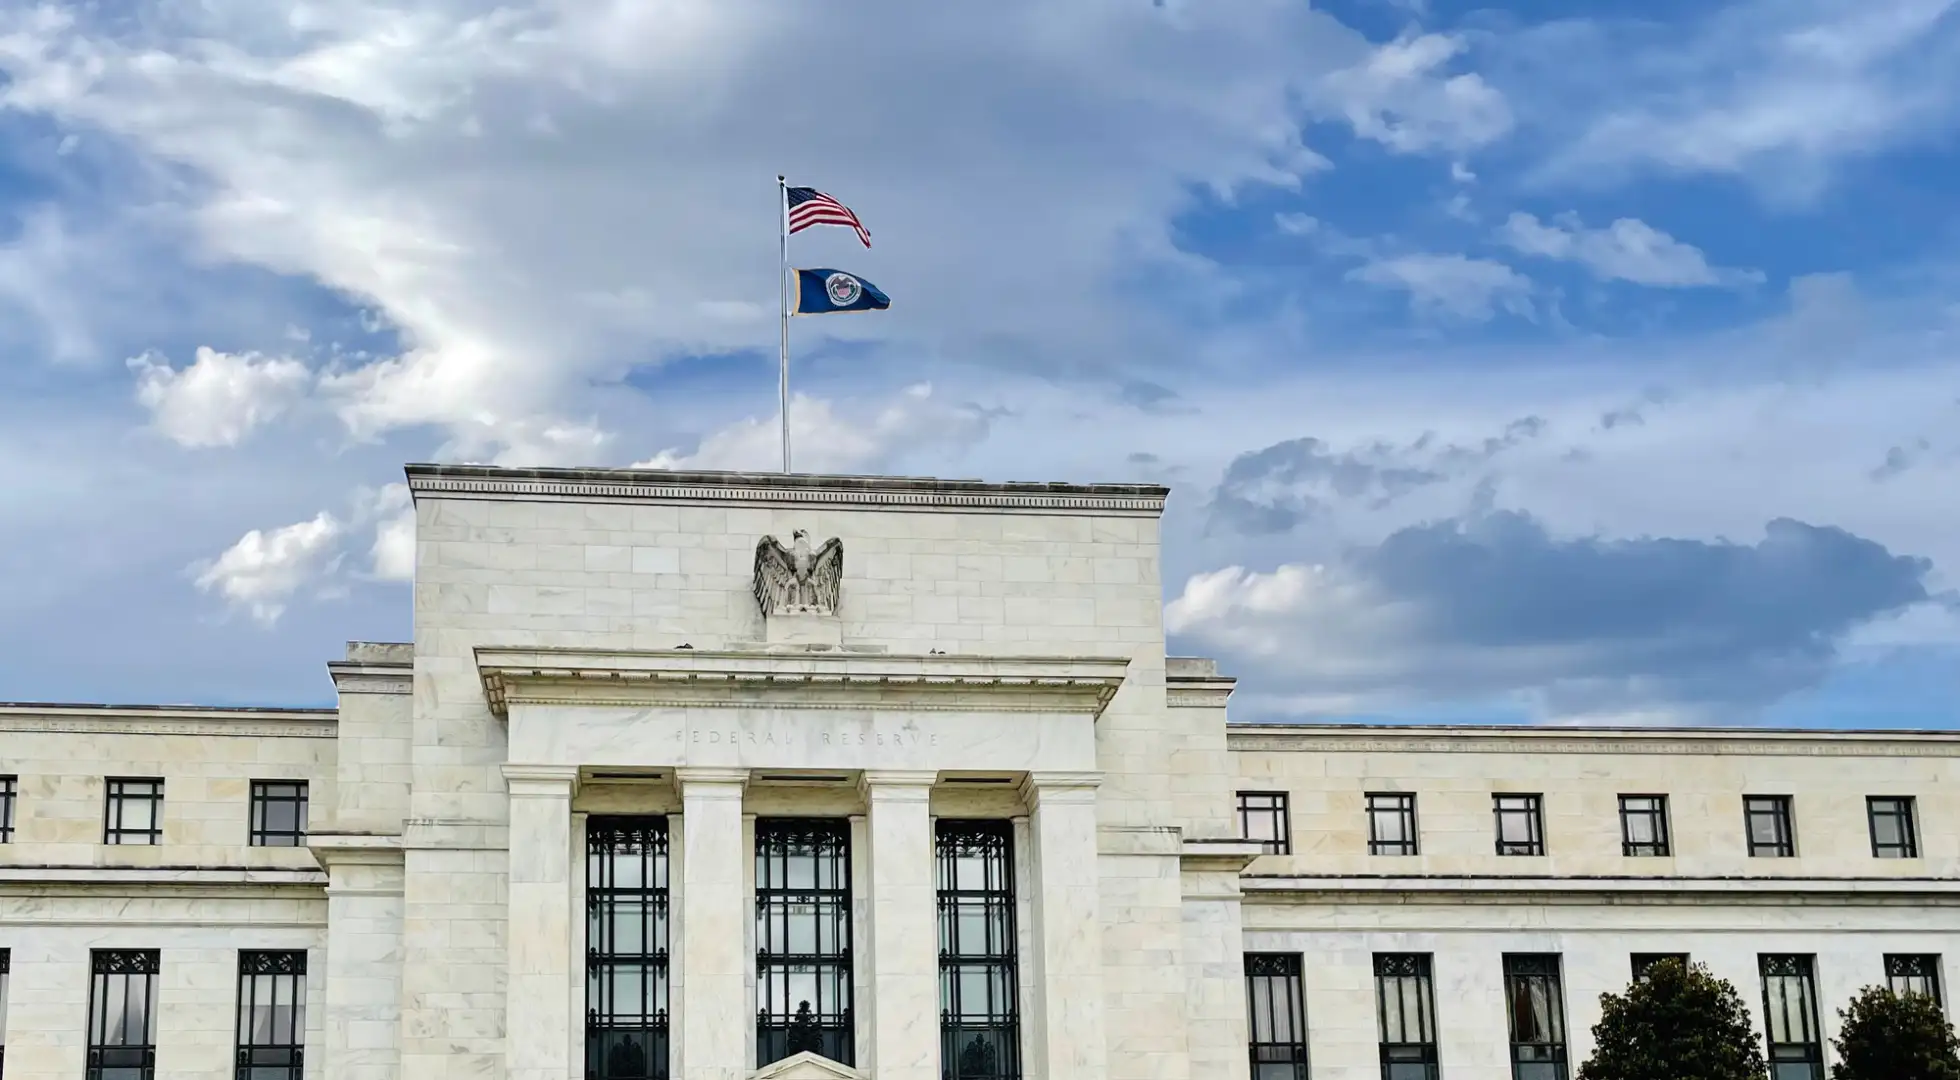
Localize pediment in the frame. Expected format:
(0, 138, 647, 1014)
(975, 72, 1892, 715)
(748, 1051, 867, 1080)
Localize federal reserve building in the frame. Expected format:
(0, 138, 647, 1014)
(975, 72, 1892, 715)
(2, 463, 1958, 1080)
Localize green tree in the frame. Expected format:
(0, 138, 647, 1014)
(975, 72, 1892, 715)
(1832, 985, 1960, 1080)
(1578, 958, 1768, 1080)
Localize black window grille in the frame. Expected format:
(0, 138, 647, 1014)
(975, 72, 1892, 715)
(0, 775, 15, 843)
(586, 816, 670, 1080)
(1760, 955, 1824, 1080)
(1631, 954, 1689, 982)
(104, 779, 163, 846)
(1367, 794, 1419, 856)
(1245, 954, 1310, 1080)
(1867, 797, 1918, 859)
(1618, 796, 1670, 857)
(2, 948, 10, 1078)
(249, 782, 309, 848)
(1887, 955, 1943, 1007)
(1493, 795, 1545, 857)
(87, 949, 159, 1080)
(1375, 953, 1439, 1080)
(756, 819, 853, 1068)
(235, 951, 305, 1080)
(1238, 792, 1291, 855)
(1504, 955, 1568, 1080)
(1745, 796, 1795, 858)
(937, 820, 1021, 1080)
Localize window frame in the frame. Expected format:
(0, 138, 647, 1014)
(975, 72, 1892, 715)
(1631, 954, 1690, 982)
(248, 781, 310, 848)
(1492, 794, 1546, 857)
(1244, 953, 1310, 1080)
(587, 815, 671, 1080)
(0, 774, 15, 843)
(1759, 954, 1824, 1080)
(1617, 795, 1671, 858)
(1744, 795, 1796, 858)
(1886, 954, 1943, 1008)
(1374, 953, 1439, 1080)
(754, 818, 855, 1069)
(1866, 796, 1919, 859)
(87, 949, 160, 1080)
(1366, 793, 1420, 857)
(937, 820, 1022, 1080)
(1503, 954, 1569, 1080)
(1238, 791, 1292, 856)
(1, 947, 10, 1077)
(103, 778, 164, 847)
(235, 950, 306, 1080)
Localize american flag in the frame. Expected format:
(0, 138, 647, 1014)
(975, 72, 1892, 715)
(786, 186, 871, 247)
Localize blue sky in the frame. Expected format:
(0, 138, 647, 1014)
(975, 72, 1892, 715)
(0, 0, 1956, 726)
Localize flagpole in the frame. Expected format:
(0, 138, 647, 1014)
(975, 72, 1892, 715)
(778, 174, 792, 473)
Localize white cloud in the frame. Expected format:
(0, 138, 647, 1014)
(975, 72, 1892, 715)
(1317, 33, 1513, 154)
(1499, 212, 1764, 288)
(1348, 253, 1532, 320)
(190, 512, 344, 624)
(1541, 0, 1960, 198)
(633, 384, 992, 474)
(128, 346, 312, 448)
(360, 483, 416, 582)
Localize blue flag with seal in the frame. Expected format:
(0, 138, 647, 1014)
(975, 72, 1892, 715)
(793, 268, 890, 315)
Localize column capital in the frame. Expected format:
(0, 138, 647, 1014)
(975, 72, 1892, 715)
(502, 763, 580, 797)
(859, 769, 939, 800)
(675, 766, 750, 795)
(1020, 770, 1101, 807)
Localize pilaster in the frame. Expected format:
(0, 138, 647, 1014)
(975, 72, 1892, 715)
(504, 764, 580, 1080)
(678, 767, 751, 1080)
(1021, 771, 1106, 1080)
(861, 770, 941, 1080)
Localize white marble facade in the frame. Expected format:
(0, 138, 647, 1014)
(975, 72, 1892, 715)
(2, 464, 1958, 1080)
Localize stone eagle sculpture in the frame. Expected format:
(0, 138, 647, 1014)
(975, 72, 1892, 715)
(753, 530, 844, 617)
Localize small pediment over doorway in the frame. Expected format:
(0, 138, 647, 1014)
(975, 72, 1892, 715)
(748, 1051, 867, 1080)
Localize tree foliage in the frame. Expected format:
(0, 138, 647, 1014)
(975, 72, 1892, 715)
(1832, 985, 1960, 1080)
(1577, 958, 1768, 1080)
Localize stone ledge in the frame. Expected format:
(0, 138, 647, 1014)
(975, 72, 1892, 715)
(1243, 873, 1960, 902)
(477, 646, 1131, 719)
(0, 864, 328, 886)
(406, 462, 1168, 515)
(1226, 724, 1960, 756)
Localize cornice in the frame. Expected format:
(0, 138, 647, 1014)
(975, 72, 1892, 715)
(1181, 837, 1268, 875)
(328, 661, 411, 696)
(406, 463, 1167, 516)
(1166, 677, 1235, 709)
(1226, 726, 1960, 758)
(307, 832, 405, 869)
(0, 703, 336, 738)
(476, 647, 1130, 720)
(1242, 873, 1960, 904)
(0, 865, 328, 888)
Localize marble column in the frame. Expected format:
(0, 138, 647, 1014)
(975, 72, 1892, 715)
(503, 764, 580, 1080)
(1022, 771, 1106, 1080)
(678, 768, 750, 1080)
(862, 770, 941, 1080)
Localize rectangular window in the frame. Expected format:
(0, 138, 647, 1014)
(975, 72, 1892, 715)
(1239, 792, 1292, 855)
(249, 782, 309, 848)
(1245, 954, 1310, 1080)
(87, 949, 159, 1080)
(755, 819, 853, 1068)
(1367, 794, 1419, 857)
(1375, 953, 1439, 1080)
(937, 820, 1021, 1080)
(1760, 955, 1824, 1080)
(104, 779, 164, 846)
(1631, 954, 1690, 982)
(1618, 796, 1670, 857)
(236, 950, 305, 1080)
(1493, 795, 1545, 857)
(2, 948, 10, 1078)
(1868, 797, 1918, 859)
(1745, 796, 1795, 858)
(1887, 955, 1943, 1008)
(587, 817, 670, 1080)
(1505, 955, 1568, 1080)
(0, 775, 15, 843)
